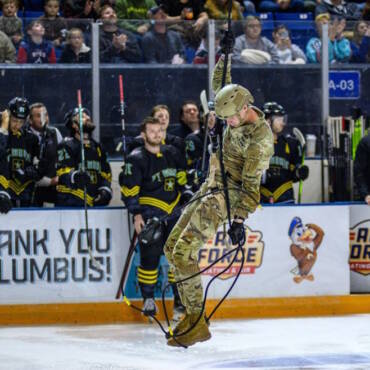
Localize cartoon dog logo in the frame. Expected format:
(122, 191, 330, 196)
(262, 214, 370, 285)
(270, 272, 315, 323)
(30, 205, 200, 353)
(288, 217, 325, 283)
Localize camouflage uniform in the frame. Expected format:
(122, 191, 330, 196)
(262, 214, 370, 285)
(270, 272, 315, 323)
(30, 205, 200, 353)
(164, 57, 274, 314)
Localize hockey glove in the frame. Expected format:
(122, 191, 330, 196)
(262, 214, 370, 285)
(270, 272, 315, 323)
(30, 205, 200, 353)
(228, 220, 246, 246)
(295, 165, 309, 181)
(220, 29, 235, 54)
(0, 193, 12, 214)
(15, 166, 39, 182)
(93, 188, 112, 206)
(73, 170, 91, 188)
(180, 189, 194, 205)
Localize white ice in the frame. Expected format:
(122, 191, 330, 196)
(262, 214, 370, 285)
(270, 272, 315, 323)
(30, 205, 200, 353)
(0, 315, 370, 370)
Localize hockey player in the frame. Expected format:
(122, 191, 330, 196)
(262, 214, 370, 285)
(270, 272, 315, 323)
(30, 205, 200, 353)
(164, 51, 274, 346)
(0, 111, 11, 214)
(119, 116, 188, 319)
(28, 102, 63, 206)
(56, 107, 112, 207)
(260, 102, 309, 204)
(1, 97, 44, 207)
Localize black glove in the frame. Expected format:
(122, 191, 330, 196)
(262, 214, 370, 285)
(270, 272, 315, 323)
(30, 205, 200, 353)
(227, 220, 246, 246)
(295, 165, 309, 181)
(0, 193, 12, 214)
(266, 167, 281, 180)
(180, 189, 194, 205)
(15, 166, 39, 182)
(220, 29, 235, 54)
(73, 170, 90, 188)
(93, 189, 112, 206)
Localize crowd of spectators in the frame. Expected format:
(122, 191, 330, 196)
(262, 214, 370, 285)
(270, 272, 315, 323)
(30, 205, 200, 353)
(0, 0, 368, 65)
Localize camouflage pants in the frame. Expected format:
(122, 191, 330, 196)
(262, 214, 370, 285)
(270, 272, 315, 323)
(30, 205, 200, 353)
(164, 183, 227, 314)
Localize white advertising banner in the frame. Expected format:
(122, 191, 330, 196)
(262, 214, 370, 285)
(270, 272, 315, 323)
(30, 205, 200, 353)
(200, 205, 350, 298)
(0, 208, 129, 304)
(350, 204, 370, 293)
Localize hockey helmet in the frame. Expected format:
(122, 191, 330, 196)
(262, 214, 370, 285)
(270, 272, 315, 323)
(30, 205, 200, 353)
(214, 84, 254, 119)
(8, 97, 30, 119)
(138, 218, 163, 247)
(263, 102, 285, 119)
(64, 107, 91, 129)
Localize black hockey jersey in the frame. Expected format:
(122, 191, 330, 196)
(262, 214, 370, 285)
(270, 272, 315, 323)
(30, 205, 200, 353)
(260, 135, 302, 203)
(119, 145, 187, 219)
(7, 126, 42, 205)
(56, 137, 112, 207)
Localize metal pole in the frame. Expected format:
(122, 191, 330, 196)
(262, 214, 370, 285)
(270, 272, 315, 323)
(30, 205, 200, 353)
(321, 23, 329, 202)
(207, 19, 216, 100)
(92, 22, 100, 142)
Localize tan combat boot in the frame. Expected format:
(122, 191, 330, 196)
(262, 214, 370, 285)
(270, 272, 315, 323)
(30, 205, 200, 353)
(167, 313, 211, 347)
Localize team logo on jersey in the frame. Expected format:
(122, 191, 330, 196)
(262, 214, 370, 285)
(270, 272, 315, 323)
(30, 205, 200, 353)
(350, 219, 370, 276)
(164, 178, 175, 192)
(12, 158, 24, 171)
(198, 225, 264, 280)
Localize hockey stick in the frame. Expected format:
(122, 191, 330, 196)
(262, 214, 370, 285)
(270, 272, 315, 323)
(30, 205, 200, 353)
(77, 90, 100, 269)
(293, 127, 306, 204)
(200, 89, 209, 174)
(116, 231, 137, 299)
(115, 75, 126, 156)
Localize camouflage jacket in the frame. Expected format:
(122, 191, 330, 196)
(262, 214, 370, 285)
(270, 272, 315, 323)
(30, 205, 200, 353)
(211, 56, 274, 219)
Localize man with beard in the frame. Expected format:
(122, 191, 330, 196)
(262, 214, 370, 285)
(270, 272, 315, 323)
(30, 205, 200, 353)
(56, 107, 112, 207)
(28, 102, 63, 207)
(119, 117, 188, 319)
(98, 5, 143, 63)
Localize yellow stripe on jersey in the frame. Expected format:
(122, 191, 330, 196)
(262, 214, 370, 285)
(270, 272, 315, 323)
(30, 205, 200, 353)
(121, 185, 140, 197)
(56, 185, 94, 206)
(139, 193, 180, 214)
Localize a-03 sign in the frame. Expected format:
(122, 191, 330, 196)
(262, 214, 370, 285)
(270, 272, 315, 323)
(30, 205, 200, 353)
(329, 71, 360, 99)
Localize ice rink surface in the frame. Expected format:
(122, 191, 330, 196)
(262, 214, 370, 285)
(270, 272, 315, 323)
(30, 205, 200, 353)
(1, 315, 370, 370)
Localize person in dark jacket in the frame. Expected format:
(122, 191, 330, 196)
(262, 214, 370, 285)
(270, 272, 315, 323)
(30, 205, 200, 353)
(60, 28, 91, 63)
(350, 20, 370, 63)
(354, 132, 370, 205)
(98, 5, 143, 63)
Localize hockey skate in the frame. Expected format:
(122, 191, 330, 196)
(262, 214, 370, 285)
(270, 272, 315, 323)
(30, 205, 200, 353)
(142, 298, 158, 318)
(167, 313, 211, 347)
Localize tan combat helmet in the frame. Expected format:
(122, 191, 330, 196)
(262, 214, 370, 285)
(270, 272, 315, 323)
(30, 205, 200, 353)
(214, 84, 254, 119)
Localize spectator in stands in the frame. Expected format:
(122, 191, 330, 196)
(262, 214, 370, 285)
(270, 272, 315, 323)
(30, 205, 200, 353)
(169, 100, 200, 139)
(258, 0, 305, 13)
(306, 13, 351, 63)
(0, 30, 16, 62)
(141, 6, 185, 64)
(233, 15, 280, 64)
(315, 0, 363, 20)
(236, 0, 257, 14)
(159, 0, 209, 33)
(350, 20, 370, 63)
(38, 0, 67, 48)
(158, 0, 208, 50)
(59, 28, 91, 63)
(193, 27, 222, 64)
(0, 0, 23, 47)
(272, 24, 306, 64)
(354, 131, 370, 205)
(115, 0, 156, 35)
(99, 5, 143, 63)
(62, 0, 100, 19)
(204, 0, 243, 20)
(17, 20, 57, 64)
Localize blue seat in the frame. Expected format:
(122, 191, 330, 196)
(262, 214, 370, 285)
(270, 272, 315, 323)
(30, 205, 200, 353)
(23, 11, 44, 19)
(23, 0, 44, 11)
(275, 13, 314, 30)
